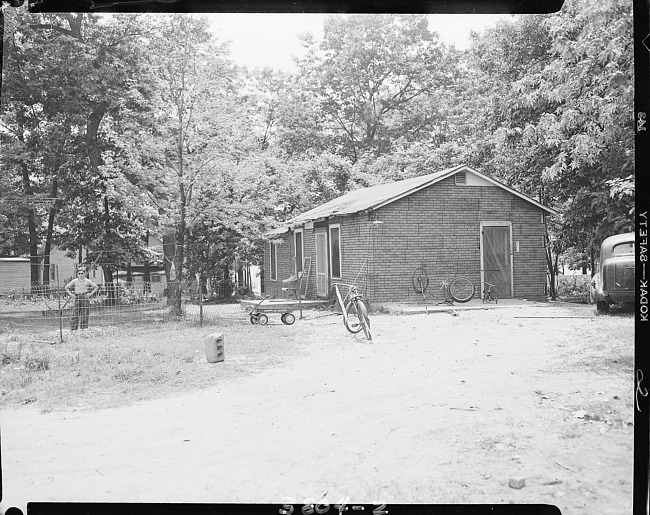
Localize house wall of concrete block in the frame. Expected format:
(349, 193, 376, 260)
(264, 175, 549, 303)
(363, 176, 547, 303)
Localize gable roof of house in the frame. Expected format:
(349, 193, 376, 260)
(265, 164, 559, 237)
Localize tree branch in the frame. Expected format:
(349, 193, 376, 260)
(29, 24, 75, 38)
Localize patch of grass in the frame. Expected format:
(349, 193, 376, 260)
(1, 342, 52, 371)
(0, 320, 305, 412)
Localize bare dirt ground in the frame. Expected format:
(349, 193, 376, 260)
(0, 302, 634, 513)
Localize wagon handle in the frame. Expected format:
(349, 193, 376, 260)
(250, 295, 270, 313)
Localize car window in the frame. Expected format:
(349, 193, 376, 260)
(612, 242, 634, 255)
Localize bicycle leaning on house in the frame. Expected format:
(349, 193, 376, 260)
(411, 267, 475, 305)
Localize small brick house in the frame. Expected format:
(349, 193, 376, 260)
(263, 165, 558, 304)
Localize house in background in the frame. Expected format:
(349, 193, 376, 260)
(111, 232, 167, 296)
(114, 269, 167, 297)
(0, 249, 104, 294)
(263, 164, 558, 304)
(0, 257, 31, 294)
(0, 234, 166, 295)
(38, 246, 104, 286)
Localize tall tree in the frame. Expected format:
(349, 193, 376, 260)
(149, 13, 240, 312)
(458, 1, 633, 291)
(1, 9, 159, 288)
(295, 15, 450, 162)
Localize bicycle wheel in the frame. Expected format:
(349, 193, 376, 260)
(356, 299, 372, 341)
(344, 300, 363, 334)
(345, 299, 372, 340)
(449, 276, 475, 303)
(411, 267, 429, 294)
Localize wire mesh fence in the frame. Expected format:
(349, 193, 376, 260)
(0, 280, 251, 342)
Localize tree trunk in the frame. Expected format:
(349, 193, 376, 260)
(42, 247, 52, 287)
(42, 178, 59, 287)
(103, 266, 117, 306)
(171, 241, 183, 315)
(143, 230, 151, 294)
(172, 108, 186, 315)
(221, 264, 231, 299)
(544, 233, 558, 301)
(102, 196, 118, 306)
(553, 251, 560, 300)
(163, 234, 182, 314)
(19, 156, 40, 288)
(86, 102, 109, 170)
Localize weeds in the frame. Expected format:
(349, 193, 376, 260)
(556, 274, 591, 303)
(1, 342, 51, 371)
(0, 319, 302, 411)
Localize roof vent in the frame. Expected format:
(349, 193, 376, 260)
(455, 172, 467, 185)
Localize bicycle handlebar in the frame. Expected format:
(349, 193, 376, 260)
(331, 283, 365, 306)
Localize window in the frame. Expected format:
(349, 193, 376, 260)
(329, 225, 341, 279)
(455, 172, 466, 185)
(613, 242, 634, 255)
(151, 275, 162, 283)
(270, 242, 278, 281)
(294, 229, 304, 274)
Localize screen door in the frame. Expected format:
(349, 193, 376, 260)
(482, 225, 513, 299)
(315, 231, 328, 297)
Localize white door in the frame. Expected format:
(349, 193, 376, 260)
(315, 231, 328, 297)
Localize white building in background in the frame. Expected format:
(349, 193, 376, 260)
(0, 248, 104, 294)
(0, 257, 31, 294)
(250, 264, 261, 296)
(38, 246, 104, 286)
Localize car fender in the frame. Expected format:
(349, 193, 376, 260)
(590, 272, 606, 303)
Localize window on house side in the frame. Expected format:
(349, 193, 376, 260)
(270, 242, 277, 281)
(330, 226, 341, 279)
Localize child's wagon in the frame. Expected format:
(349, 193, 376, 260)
(248, 296, 301, 325)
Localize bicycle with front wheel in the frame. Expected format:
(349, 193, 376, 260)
(411, 267, 475, 305)
(482, 281, 498, 303)
(332, 283, 372, 341)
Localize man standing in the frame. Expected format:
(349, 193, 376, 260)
(65, 267, 100, 331)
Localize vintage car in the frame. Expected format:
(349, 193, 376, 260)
(590, 232, 635, 312)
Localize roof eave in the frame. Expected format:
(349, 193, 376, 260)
(367, 164, 466, 212)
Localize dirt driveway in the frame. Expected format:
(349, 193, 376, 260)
(0, 302, 634, 513)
